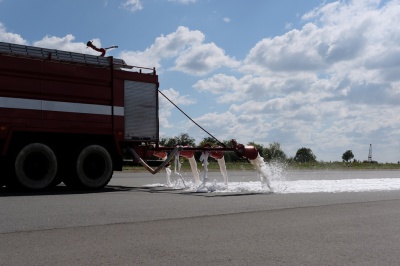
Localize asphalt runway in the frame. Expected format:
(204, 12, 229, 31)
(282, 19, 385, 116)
(2, 170, 400, 265)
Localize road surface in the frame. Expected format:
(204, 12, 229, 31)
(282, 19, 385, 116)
(1, 170, 400, 265)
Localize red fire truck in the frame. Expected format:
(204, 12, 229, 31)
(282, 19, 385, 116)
(0, 42, 256, 190)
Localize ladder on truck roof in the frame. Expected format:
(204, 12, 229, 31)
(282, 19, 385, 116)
(0, 41, 133, 69)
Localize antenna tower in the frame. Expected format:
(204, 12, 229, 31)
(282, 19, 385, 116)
(368, 144, 372, 162)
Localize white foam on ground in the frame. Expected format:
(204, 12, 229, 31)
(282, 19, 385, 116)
(145, 155, 400, 194)
(146, 159, 400, 194)
(146, 178, 400, 194)
(277, 178, 400, 193)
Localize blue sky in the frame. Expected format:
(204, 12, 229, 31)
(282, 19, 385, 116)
(1, 0, 400, 162)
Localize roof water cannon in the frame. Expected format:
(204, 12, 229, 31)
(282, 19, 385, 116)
(86, 41, 118, 57)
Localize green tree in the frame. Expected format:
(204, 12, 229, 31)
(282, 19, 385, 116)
(175, 133, 196, 146)
(294, 147, 316, 163)
(342, 150, 354, 162)
(265, 142, 287, 161)
(159, 133, 195, 147)
(159, 136, 173, 146)
(221, 139, 234, 148)
(199, 137, 221, 147)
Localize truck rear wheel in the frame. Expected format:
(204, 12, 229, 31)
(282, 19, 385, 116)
(0, 158, 5, 187)
(13, 143, 58, 190)
(75, 145, 113, 189)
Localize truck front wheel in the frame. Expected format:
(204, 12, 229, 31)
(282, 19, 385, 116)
(75, 145, 113, 189)
(14, 143, 58, 190)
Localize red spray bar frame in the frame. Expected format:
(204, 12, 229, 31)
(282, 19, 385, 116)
(128, 139, 259, 175)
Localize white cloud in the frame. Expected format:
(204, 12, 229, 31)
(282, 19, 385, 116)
(223, 17, 231, 23)
(243, 1, 395, 76)
(168, 0, 197, 4)
(120, 0, 143, 12)
(172, 42, 239, 76)
(31, 35, 116, 57)
(0, 25, 108, 56)
(0, 25, 101, 55)
(285, 22, 292, 30)
(194, 74, 240, 95)
(119, 26, 203, 70)
(193, 72, 318, 103)
(0, 23, 27, 44)
(185, 111, 257, 141)
(119, 26, 239, 75)
(33, 34, 89, 53)
(191, 0, 400, 161)
(159, 88, 196, 128)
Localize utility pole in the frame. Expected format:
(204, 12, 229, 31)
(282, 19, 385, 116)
(368, 144, 372, 162)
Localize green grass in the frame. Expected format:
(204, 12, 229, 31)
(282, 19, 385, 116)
(287, 161, 400, 170)
(123, 160, 400, 172)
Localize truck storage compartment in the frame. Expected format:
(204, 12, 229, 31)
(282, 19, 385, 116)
(124, 80, 158, 141)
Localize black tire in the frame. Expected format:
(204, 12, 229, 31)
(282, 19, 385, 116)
(75, 145, 113, 189)
(0, 158, 5, 187)
(13, 143, 57, 190)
